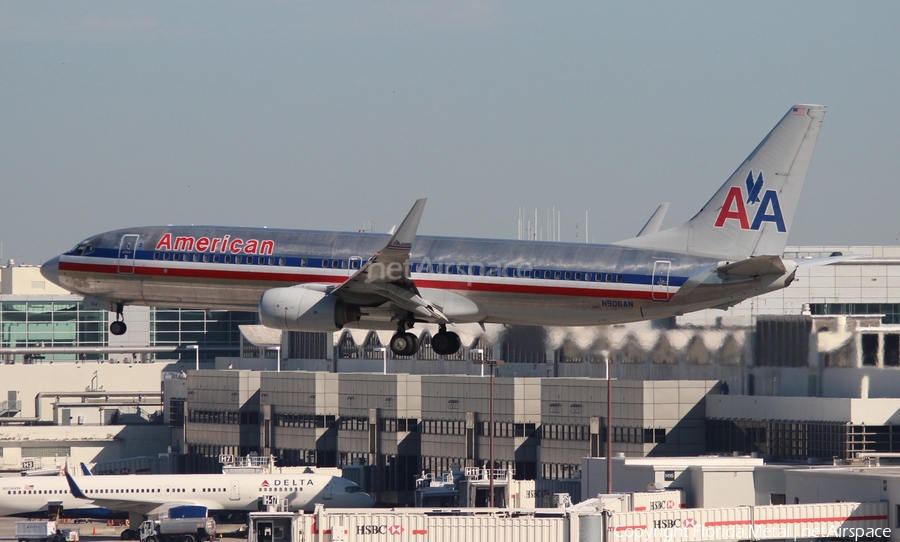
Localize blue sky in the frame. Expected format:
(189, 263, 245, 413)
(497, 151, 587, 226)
(2, 2, 899, 264)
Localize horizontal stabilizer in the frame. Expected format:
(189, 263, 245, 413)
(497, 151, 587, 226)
(717, 255, 787, 276)
(793, 253, 862, 269)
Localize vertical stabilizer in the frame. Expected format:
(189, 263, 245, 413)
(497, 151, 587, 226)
(616, 105, 825, 258)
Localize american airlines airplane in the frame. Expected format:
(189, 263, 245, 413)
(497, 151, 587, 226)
(41, 105, 835, 357)
(0, 469, 374, 534)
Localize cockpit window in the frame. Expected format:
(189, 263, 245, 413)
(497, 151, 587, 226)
(344, 485, 360, 493)
(70, 244, 95, 256)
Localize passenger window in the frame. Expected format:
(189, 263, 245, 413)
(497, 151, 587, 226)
(163, 253, 170, 261)
(213, 255, 220, 263)
(606, 274, 612, 282)
(322, 260, 329, 268)
(575, 272, 581, 280)
(301, 258, 308, 266)
(225, 255, 231, 263)
(554, 271, 561, 279)
(616, 275, 623, 283)
(192, 254, 199, 262)
(564, 271, 571, 280)
(203, 254, 209, 263)
(153, 253, 160, 260)
(279, 257, 285, 266)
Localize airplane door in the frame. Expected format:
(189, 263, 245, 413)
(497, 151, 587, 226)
(230, 480, 240, 501)
(117, 234, 140, 274)
(651, 260, 671, 301)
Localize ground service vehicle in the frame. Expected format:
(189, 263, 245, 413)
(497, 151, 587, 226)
(15, 521, 79, 542)
(138, 517, 216, 542)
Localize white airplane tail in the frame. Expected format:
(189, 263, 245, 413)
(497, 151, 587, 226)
(617, 105, 826, 258)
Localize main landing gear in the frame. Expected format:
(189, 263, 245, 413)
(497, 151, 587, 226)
(432, 327, 462, 356)
(388, 324, 462, 356)
(110, 303, 127, 336)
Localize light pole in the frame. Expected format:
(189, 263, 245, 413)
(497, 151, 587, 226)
(192, 344, 199, 371)
(473, 357, 504, 507)
(374, 347, 387, 374)
(604, 350, 613, 494)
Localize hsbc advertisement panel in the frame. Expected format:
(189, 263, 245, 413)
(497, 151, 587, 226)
(608, 507, 753, 542)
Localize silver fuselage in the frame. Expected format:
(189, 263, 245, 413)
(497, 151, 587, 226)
(42, 226, 794, 328)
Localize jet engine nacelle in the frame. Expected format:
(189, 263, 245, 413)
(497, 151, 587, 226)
(259, 286, 361, 332)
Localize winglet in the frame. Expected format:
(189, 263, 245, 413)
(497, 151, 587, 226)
(80, 462, 93, 476)
(64, 466, 90, 500)
(381, 199, 426, 256)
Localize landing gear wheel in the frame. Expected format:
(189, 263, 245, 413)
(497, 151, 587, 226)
(432, 331, 461, 356)
(402, 332, 419, 357)
(110, 302, 127, 336)
(183, 535, 196, 542)
(390, 332, 420, 357)
(390, 333, 410, 356)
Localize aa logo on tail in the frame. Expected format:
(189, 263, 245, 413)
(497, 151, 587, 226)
(714, 171, 786, 232)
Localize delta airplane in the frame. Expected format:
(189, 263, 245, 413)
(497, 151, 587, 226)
(41, 105, 837, 356)
(0, 469, 374, 533)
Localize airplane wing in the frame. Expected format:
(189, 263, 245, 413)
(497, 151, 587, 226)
(330, 198, 452, 325)
(64, 468, 219, 518)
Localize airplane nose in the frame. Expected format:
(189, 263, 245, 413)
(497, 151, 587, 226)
(41, 256, 61, 286)
(359, 492, 375, 507)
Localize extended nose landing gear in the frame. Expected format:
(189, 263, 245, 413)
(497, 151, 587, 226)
(109, 303, 127, 336)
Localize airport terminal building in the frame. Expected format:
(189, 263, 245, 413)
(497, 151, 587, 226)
(4, 245, 900, 506)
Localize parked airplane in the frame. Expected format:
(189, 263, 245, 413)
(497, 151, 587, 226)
(41, 105, 834, 356)
(0, 469, 374, 536)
